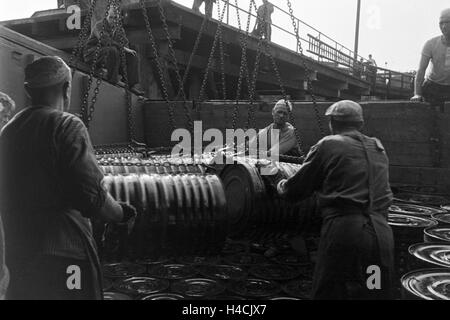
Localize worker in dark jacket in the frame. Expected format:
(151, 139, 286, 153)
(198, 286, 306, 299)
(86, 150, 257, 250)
(0, 56, 136, 300)
(84, 4, 144, 95)
(271, 100, 394, 300)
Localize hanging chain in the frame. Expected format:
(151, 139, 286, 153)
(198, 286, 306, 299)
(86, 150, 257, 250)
(140, 0, 176, 133)
(81, 0, 112, 128)
(286, 0, 325, 136)
(232, 0, 253, 130)
(176, 14, 209, 99)
(218, 1, 227, 100)
(263, 40, 305, 155)
(113, 1, 135, 142)
(157, 0, 193, 133)
(198, 3, 228, 101)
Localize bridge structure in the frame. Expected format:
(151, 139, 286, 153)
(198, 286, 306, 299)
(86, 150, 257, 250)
(0, 0, 414, 101)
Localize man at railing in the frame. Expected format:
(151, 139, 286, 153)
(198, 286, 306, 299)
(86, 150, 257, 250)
(252, 0, 274, 41)
(192, 0, 216, 18)
(411, 8, 450, 105)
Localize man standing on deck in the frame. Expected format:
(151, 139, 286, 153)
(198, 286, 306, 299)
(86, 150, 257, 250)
(411, 9, 450, 105)
(0, 56, 136, 300)
(192, 0, 216, 18)
(267, 100, 395, 300)
(252, 0, 275, 41)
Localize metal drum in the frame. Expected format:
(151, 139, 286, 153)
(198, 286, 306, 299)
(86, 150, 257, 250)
(196, 264, 248, 281)
(389, 203, 446, 217)
(171, 278, 226, 299)
(432, 213, 450, 226)
(219, 158, 313, 242)
(409, 243, 450, 269)
(229, 279, 281, 299)
(148, 264, 198, 280)
(393, 193, 450, 207)
(102, 174, 228, 259)
(388, 214, 438, 274)
(102, 262, 147, 279)
(113, 277, 170, 298)
(141, 293, 185, 300)
(401, 269, 450, 300)
(424, 227, 450, 244)
(103, 292, 133, 300)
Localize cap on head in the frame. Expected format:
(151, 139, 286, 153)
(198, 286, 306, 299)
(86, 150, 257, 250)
(274, 99, 293, 112)
(24, 56, 71, 89)
(440, 8, 450, 21)
(325, 100, 364, 122)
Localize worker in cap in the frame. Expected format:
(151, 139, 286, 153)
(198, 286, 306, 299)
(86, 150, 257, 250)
(192, 0, 216, 18)
(411, 8, 450, 105)
(0, 56, 136, 300)
(247, 99, 301, 158)
(269, 100, 395, 300)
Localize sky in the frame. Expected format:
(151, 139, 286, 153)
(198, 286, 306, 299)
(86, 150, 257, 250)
(0, 0, 448, 72)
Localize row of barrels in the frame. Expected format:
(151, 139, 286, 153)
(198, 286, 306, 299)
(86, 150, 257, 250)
(386, 192, 450, 300)
(99, 174, 228, 260)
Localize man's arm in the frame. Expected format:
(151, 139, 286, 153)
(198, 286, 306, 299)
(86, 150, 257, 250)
(411, 54, 431, 100)
(278, 142, 326, 202)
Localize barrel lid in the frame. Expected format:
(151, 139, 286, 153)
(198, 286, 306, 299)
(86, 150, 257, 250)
(432, 213, 450, 225)
(389, 203, 446, 216)
(408, 243, 450, 268)
(113, 277, 170, 296)
(388, 214, 438, 228)
(249, 264, 302, 281)
(141, 293, 185, 300)
(424, 227, 450, 243)
(171, 278, 226, 298)
(270, 297, 301, 300)
(196, 264, 248, 281)
(442, 204, 450, 212)
(229, 279, 281, 298)
(148, 264, 198, 280)
(136, 257, 172, 266)
(103, 292, 133, 300)
(103, 262, 147, 279)
(282, 279, 313, 299)
(394, 193, 450, 207)
(401, 269, 450, 300)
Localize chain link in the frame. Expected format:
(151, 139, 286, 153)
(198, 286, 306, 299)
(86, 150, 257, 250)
(81, 0, 113, 128)
(112, 1, 135, 142)
(140, 0, 176, 133)
(198, 3, 228, 101)
(157, 0, 193, 133)
(286, 0, 325, 136)
(218, 1, 227, 100)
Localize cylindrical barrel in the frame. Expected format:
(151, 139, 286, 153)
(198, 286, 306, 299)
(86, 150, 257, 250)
(408, 243, 450, 269)
(101, 174, 228, 260)
(424, 227, 450, 244)
(219, 158, 313, 242)
(432, 213, 450, 226)
(401, 269, 450, 300)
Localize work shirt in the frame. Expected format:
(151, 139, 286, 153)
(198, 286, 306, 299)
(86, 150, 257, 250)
(422, 35, 450, 85)
(280, 130, 393, 216)
(250, 122, 300, 157)
(0, 106, 106, 262)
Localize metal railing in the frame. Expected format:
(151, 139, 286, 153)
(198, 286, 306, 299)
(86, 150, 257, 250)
(175, 0, 415, 93)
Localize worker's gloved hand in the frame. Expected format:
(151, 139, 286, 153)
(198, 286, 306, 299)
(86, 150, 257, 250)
(118, 202, 137, 235)
(410, 95, 424, 102)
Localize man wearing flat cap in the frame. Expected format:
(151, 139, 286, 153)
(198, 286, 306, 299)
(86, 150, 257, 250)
(0, 56, 136, 300)
(268, 100, 394, 300)
(411, 9, 450, 105)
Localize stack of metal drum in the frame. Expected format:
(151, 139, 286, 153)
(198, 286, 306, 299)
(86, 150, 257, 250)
(95, 148, 316, 300)
(389, 185, 450, 300)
